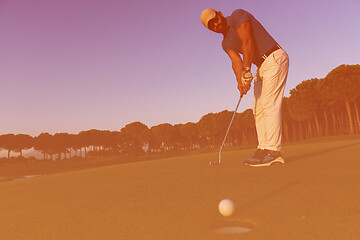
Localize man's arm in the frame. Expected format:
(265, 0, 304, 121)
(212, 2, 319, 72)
(228, 49, 244, 80)
(236, 20, 255, 68)
(227, 49, 250, 95)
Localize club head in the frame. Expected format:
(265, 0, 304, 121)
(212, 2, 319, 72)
(209, 162, 221, 166)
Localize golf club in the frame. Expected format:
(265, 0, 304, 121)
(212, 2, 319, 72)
(209, 95, 243, 165)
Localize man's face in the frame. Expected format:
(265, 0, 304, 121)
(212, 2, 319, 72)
(208, 11, 226, 33)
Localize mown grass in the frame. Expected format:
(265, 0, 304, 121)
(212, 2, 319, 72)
(0, 135, 358, 181)
(0, 135, 359, 239)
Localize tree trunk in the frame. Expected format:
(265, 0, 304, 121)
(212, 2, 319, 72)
(330, 111, 336, 135)
(282, 120, 287, 143)
(299, 122, 303, 141)
(304, 121, 309, 139)
(314, 112, 320, 137)
(353, 101, 360, 135)
(242, 130, 246, 145)
(341, 110, 348, 134)
(292, 122, 297, 142)
(337, 111, 344, 135)
(323, 111, 329, 136)
(307, 120, 313, 139)
(345, 98, 355, 134)
(286, 121, 290, 143)
(7, 150, 10, 159)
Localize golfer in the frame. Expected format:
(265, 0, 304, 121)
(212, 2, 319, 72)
(201, 8, 289, 167)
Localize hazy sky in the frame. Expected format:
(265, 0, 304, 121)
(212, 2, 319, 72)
(1, 0, 359, 136)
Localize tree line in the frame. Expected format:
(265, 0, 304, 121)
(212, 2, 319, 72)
(0, 64, 359, 161)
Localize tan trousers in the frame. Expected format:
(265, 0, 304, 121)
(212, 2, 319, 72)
(253, 48, 289, 151)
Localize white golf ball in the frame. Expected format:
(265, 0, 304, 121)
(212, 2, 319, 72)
(218, 199, 235, 217)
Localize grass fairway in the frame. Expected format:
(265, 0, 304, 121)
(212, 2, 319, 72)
(0, 136, 359, 240)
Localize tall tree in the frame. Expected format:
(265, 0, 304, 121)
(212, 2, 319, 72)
(52, 133, 72, 160)
(288, 78, 321, 139)
(0, 134, 17, 159)
(214, 110, 237, 146)
(13, 134, 33, 157)
(281, 97, 294, 142)
(239, 109, 256, 145)
(34, 133, 53, 160)
(197, 113, 216, 148)
(120, 122, 151, 155)
(151, 123, 181, 152)
(78, 129, 108, 157)
(320, 64, 360, 134)
(176, 122, 200, 150)
(100, 131, 122, 156)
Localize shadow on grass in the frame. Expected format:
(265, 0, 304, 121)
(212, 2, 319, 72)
(237, 142, 360, 211)
(238, 181, 300, 211)
(286, 142, 360, 164)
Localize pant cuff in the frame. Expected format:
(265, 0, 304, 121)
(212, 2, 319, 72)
(264, 146, 281, 151)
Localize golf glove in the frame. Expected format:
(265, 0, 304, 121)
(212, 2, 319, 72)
(241, 68, 253, 84)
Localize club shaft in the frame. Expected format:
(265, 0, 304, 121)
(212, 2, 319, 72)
(218, 95, 243, 164)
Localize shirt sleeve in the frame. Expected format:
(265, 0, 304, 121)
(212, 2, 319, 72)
(230, 9, 251, 30)
(222, 41, 230, 54)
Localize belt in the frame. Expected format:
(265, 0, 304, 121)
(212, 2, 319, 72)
(254, 45, 281, 67)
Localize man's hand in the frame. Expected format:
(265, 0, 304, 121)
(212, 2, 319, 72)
(237, 80, 251, 96)
(226, 50, 253, 95)
(241, 69, 253, 83)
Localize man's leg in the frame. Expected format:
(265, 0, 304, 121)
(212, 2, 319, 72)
(243, 69, 267, 164)
(245, 49, 289, 167)
(253, 69, 266, 150)
(259, 49, 289, 151)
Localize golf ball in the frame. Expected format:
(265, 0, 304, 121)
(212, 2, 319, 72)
(218, 199, 235, 217)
